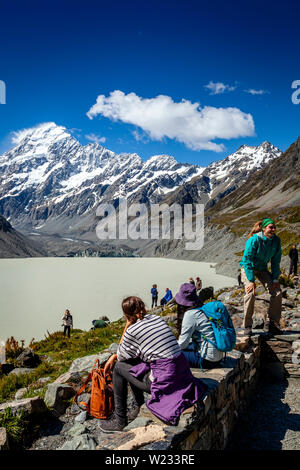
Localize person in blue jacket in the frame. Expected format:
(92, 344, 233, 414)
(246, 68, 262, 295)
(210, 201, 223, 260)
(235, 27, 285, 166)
(151, 284, 158, 308)
(160, 288, 173, 306)
(240, 217, 282, 336)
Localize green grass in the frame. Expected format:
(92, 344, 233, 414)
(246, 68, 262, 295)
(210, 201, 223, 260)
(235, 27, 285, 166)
(0, 319, 126, 405)
(0, 407, 28, 447)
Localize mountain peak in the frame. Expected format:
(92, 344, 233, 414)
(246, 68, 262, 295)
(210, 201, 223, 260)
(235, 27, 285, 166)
(11, 122, 71, 147)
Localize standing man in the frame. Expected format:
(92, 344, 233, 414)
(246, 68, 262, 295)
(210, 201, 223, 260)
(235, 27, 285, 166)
(240, 218, 282, 337)
(289, 244, 298, 277)
(62, 309, 73, 338)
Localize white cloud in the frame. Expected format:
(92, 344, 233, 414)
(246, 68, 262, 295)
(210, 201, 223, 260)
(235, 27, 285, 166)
(86, 90, 255, 152)
(204, 81, 236, 95)
(85, 133, 106, 144)
(244, 89, 269, 95)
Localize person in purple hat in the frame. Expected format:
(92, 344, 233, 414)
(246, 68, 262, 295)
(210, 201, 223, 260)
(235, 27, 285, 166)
(175, 283, 224, 369)
(175, 283, 201, 335)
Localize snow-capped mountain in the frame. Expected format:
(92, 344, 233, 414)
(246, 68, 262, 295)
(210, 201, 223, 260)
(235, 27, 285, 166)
(203, 141, 282, 203)
(0, 123, 204, 233)
(0, 122, 282, 239)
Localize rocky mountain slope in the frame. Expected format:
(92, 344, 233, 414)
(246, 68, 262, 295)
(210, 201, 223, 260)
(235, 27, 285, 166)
(137, 136, 300, 275)
(0, 123, 281, 244)
(0, 215, 45, 258)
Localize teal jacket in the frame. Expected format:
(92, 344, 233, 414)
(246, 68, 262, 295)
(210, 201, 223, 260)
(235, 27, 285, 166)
(240, 232, 281, 282)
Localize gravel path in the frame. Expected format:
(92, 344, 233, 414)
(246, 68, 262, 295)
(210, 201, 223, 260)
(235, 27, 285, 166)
(227, 378, 300, 450)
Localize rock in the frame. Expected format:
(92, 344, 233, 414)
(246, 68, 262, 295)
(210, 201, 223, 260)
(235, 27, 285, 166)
(8, 368, 34, 376)
(67, 422, 87, 437)
(292, 340, 300, 351)
(15, 348, 41, 368)
(108, 343, 119, 354)
(68, 352, 111, 374)
(116, 425, 166, 451)
(252, 314, 265, 329)
(53, 372, 82, 385)
(0, 397, 48, 417)
(217, 291, 232, 302)
(58, 434, 97, 450)
(124, 417, 153, 431)
(74, 411, 88, 424)
(36, 377, 52, 385)
(0, 427, 9, 450)
(292, 351, 300, 365)
(15, 387, 28, 400)
(44, 383, 76, 417)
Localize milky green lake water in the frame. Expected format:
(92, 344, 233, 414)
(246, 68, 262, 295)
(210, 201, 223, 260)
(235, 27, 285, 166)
(0, 257, 236, 344)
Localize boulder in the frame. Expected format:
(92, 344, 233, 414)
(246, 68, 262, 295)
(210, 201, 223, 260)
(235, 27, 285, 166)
(0, 427, 9, 450)
(15, 387, 28, 400)
(0, 397, 48, 417)
(74, 411, 88, 424)
(15, 348, 41, 368)
(53, 372, 82, 385)
(68, 352, 111, 374)
(44, 383, 76, 417)
(58, 434, 97, 450)
(67, 422, 87, 437)
(8, 368, 34, 377)
(108, 343, 119, 354)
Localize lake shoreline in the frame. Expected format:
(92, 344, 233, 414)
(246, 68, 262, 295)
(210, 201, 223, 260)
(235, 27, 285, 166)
(0, 257, 236, 344)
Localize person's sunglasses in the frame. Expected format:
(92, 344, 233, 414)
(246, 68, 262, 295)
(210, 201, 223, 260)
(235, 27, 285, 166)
(268, 225, 276, 229)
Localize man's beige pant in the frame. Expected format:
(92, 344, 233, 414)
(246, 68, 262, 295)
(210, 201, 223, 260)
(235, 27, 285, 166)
(241, 267, 282, 328)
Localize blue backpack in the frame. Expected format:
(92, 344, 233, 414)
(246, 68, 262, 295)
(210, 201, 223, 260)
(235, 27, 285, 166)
(198, 301, 236, 352)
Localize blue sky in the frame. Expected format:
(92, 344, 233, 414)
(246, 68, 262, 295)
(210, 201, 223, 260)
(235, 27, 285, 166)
(0, 0, 300, 165)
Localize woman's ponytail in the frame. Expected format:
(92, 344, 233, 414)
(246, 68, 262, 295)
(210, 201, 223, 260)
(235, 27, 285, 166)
(248, 220, 262, 238)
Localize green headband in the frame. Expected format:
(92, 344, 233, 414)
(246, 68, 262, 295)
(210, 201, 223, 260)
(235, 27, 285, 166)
(262, 218, 275, 228)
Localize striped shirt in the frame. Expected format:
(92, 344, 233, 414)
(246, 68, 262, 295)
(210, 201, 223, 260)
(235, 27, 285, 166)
(117, 314, 181, 363)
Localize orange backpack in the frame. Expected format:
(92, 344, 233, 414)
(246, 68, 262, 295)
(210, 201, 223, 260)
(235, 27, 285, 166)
(74, 359, 114, 419)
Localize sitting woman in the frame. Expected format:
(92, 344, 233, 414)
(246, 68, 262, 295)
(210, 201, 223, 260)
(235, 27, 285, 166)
(99, 296, 207, 433)
(175, 283, 224, 369)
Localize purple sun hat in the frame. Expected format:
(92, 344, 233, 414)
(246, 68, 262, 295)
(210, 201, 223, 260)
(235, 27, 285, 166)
(175, 283, 199, 307)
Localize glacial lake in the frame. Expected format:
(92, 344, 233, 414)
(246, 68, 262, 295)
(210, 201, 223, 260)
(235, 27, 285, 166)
(0, 257, 236, 345)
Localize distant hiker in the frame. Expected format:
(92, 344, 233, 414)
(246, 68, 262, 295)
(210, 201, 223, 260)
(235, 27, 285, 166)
(62, 309, 73, 338)
(195, 277, 202, 294)
(189, 277, 195, 285)
(160, 288, 173, 306)
(151, 284, 158, 308)
(100, 296, 207, 432)
(92, 319, 108, 329)
(240, 218, 282, 337)
(238, 272, 242, 287)
(289, 244, 298, 276)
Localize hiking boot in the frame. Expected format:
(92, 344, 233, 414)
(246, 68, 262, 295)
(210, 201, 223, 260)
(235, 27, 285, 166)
(98, 413, 126, 433)
(268, 321, 283, 336)
(127, 404, 141, 423)
(244, 327, 252, 337)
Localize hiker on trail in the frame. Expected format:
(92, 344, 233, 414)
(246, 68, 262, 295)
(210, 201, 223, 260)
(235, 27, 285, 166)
(195, 277, 202, 294)
(189, 277, 195, 285)
(240, 218, 282, 337)
(151, 284, 158, 308)
(238, 272, 242, 287)
(160, 287, 173, 306)
(289, 244, 298, 277)
(100, 296, 207, 433)
(62, 309, 73, 338)
(175, 283, 226, 369)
